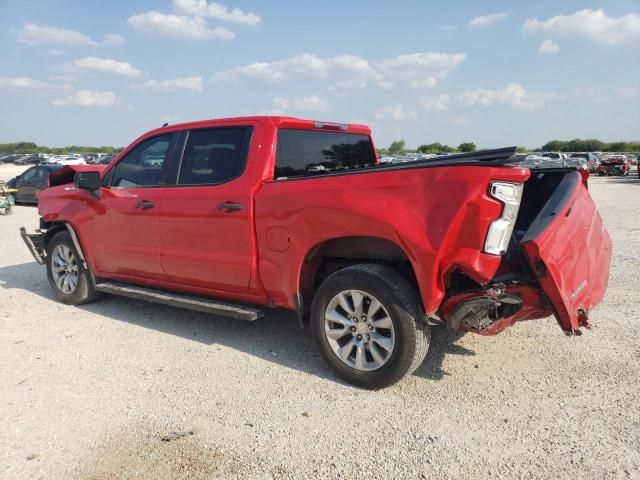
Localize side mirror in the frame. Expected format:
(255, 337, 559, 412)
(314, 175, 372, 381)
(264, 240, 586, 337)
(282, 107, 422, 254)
(74, 171, 101, 192)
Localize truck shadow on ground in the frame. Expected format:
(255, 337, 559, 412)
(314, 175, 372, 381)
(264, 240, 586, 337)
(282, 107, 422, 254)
(0, 261, 476, 387)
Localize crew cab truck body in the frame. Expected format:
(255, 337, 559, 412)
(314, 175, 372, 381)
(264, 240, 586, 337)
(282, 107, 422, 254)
(21, 116, 612, 388)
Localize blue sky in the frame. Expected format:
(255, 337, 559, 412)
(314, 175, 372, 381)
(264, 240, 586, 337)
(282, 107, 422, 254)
(0, 0, 638, 149)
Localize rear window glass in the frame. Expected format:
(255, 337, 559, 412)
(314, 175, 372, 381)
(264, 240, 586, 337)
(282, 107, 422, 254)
(275, 129, 376, 179)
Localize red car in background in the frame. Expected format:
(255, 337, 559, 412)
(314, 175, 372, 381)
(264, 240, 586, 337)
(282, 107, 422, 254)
(597, 155, 630, 176)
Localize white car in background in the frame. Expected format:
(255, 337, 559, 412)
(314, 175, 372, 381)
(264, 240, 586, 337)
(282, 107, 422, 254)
(55, 156, 86, 166)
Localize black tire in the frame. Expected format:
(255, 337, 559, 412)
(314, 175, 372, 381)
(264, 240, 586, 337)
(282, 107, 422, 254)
(311, 264, 430, 389)
(46, 231, 100, 305)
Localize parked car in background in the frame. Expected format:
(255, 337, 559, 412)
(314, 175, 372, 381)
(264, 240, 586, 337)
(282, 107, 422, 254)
(97, 155, 115, 165)
(55, 156, 86, 166)
(6, 164, 63, 204)
(0, 154, 21, 164)
(520, 155, 547, 168)
(13, 155, 42, 165)
(534, 154, 565, 168)
(541, 152, 567, 162)
(565, 157, 589, 171)
(569, 152, 598, 173)
(377, 156, 395, 164)
(597, 155, 630, 176)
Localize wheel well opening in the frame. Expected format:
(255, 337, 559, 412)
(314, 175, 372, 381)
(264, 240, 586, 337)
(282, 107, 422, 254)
(42, 222, 67, 250)
(299, 237, 420, 320)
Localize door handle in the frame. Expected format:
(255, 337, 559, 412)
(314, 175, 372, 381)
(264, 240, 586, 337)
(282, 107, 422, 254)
(217, 202, 243, 212)
(135, 200, 155, 210)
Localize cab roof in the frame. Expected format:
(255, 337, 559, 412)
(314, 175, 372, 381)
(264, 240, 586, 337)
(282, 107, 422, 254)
(145, 116, 371, 137)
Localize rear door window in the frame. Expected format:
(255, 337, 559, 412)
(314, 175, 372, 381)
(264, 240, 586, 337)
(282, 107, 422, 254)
(275, 129, 376, 179)
(177, 127, 252, 186)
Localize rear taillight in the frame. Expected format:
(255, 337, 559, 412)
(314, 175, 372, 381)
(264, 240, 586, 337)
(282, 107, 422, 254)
(484, 182, 524, 255)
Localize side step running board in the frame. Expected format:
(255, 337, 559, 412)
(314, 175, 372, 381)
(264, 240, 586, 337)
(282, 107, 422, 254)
(94, 282, 264, 321)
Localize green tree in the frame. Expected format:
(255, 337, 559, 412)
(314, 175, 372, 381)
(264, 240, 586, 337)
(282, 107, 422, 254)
(440, 144, 456, 153)
(388, 140, 406, 154)
(608, 141, 628, 152)
(457, 142, 476, 153)
(541, 140, 567, 151)
(417, 143, 449, 153)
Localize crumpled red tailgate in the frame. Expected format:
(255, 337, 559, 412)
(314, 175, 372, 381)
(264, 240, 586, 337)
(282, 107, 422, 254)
(520, 171, 612, 333)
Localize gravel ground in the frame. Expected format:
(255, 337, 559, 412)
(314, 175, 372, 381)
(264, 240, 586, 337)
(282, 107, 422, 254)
(0, 164, 30, 181)
(1, 173, 639, 480)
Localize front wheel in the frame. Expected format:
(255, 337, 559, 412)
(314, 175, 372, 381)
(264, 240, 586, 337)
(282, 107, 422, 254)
(311, 264, 430, 389)
(46, 231, 100, 305)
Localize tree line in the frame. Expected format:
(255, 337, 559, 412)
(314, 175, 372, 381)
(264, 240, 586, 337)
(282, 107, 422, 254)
(0, 142, 123, 155)
(379, 140, 478, 155)
(540, 139, 640, 153)
(379, 138, 640, 155)
(3, 137, 639, 157)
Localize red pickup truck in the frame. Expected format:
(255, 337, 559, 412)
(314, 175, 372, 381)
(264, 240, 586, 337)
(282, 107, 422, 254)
(21, 116, 612, 388)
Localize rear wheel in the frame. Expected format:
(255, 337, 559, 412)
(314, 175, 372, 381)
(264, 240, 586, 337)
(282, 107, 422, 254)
(311, 264, 430, 389)
(46, 231, 100, 305)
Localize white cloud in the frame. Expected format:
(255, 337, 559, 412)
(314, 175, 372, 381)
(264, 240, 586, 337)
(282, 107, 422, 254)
(422, 94, 451, 111)
(48, 49, 67, 56)
(270, 95, 328, 112)
(52, 90, 116, 107)
(103, 34, 126, 46)
(616, 87, 639, 98)
(571, 87, 601, 97)
(458, 83, 559, 109)
(538, 39, 560, 55)
(0, 77, 48, 89)
(16, 22, 98, 46)
(144, 76, 204, 92)
(172, 0, 261, 26)
(469, 13, 509, 29)
(523, 9, 640, 45)
(216, 53, 374, 84)
(292, 95, 328, 112)
(377, 53, 466, 88)
(74, 56, 142, 78)
(272, 97, 289, 110)
(215, 52, 465, 90)
(373, 103, 415, 121)
(128, 11, 235, 40)
(49, 74, 76, 84)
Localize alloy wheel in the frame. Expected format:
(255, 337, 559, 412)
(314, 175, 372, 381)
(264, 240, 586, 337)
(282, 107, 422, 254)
(51, 244, 79, 294)
(324, 289, 395, 371)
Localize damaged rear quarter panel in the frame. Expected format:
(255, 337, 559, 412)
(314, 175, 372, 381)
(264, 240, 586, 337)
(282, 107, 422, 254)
(255, 165, 530, 313)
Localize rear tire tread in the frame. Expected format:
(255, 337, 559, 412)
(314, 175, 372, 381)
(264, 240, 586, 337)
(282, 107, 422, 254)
(311, 263, 430, 389)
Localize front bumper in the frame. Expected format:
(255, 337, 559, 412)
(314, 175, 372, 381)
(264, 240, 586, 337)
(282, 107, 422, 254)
(19, 227, 46, 265)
